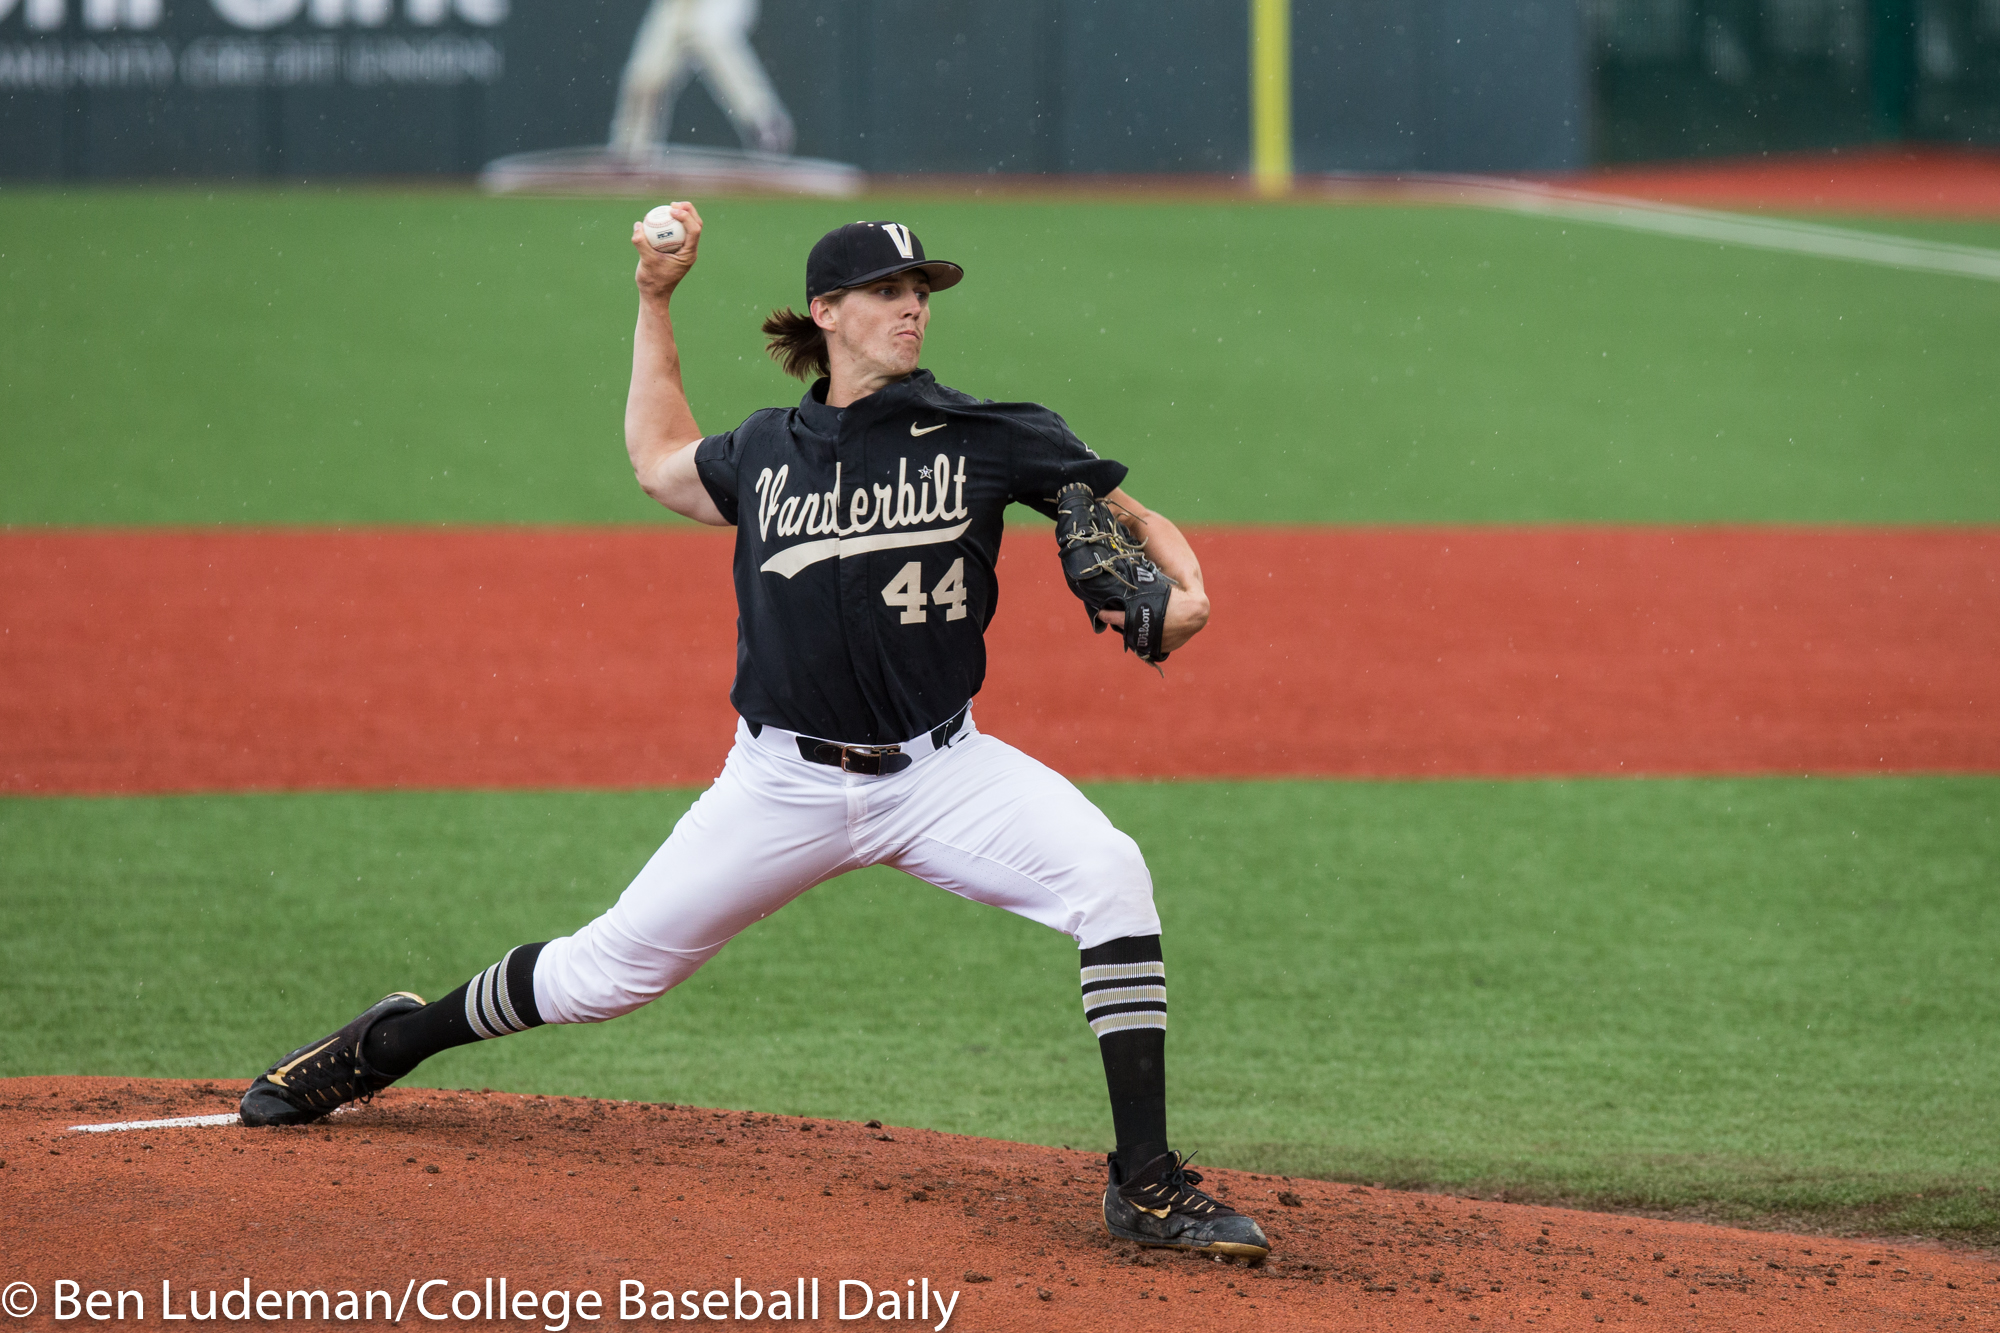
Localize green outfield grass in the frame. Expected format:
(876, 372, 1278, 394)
(3, 187, 1997, 527)
(4, 775, 1994, 1243)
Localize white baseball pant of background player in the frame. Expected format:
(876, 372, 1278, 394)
(534, 714, 1162, 1024)
(609, 0, 796, 157)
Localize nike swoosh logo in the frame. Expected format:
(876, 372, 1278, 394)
(760, 520, 972, 579)
(910, 422, 947, 437)
(268, 1037, 339, 1086)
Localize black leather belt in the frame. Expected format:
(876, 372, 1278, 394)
(794, 705, 969, 776)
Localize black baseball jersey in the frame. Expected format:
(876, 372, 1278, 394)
(694, 369, 1127, 745)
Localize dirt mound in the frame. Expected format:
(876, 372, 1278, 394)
(3, 1077, 1994, 1331)
(6, 527, 1997, 795)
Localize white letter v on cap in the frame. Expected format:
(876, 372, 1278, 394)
(882, 223, 914, 259)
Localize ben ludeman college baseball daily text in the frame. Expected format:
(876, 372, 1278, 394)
(5, 1276, 964, 1329)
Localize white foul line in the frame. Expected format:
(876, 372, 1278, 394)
(70, 1113, 242, 1133)
(1312, 173, 2000, 283)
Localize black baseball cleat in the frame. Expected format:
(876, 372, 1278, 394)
(1103, 1150, 1271, 1259)
(238, 992, 426, 1128)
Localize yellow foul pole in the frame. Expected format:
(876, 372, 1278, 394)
(1252, 0, 1293, 196)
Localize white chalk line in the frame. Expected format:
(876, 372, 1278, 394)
(1313, 174, 2000, 282)
(70, 1112, 242, 1133)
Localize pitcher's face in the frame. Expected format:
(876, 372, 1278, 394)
(815, 270, 932, 381)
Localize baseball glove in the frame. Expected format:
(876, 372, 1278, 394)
(1053, 482, 1178, 665)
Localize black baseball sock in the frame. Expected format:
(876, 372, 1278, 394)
(1080, 934, 1169, 1180)
(362, 942, 547, 1079)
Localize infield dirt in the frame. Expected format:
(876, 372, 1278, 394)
(1565, 144, 2000, 218)
(4, 1077, 1995, 1332)
(5, 526, 1997, 794)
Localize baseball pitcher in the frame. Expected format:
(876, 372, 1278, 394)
(238, 206, 1268, 1259)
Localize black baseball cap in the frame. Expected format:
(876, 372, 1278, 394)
(806, 221, 963, 302)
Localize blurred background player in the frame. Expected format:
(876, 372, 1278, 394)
(609, 0, 795, 158)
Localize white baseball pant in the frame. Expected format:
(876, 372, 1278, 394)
(533, 712, 1161, 1025)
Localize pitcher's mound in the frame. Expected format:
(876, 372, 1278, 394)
(3, 1077, 1992, 1330)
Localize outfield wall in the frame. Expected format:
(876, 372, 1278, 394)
(1294, 1, 1587, 174)
(1590, 0, 2000, 161)
(0, 0, 1586, 180)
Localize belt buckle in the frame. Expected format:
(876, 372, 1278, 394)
(840, 745, 899, 775)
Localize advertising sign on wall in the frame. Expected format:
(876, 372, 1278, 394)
(0, 0, 514, 176)
(1, 1, 1585, 181)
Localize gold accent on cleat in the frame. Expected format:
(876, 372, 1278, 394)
(1203, 1242, 1269, 1259)
(261, 994, 423, 1088)
(266, 1038, 339, 1086)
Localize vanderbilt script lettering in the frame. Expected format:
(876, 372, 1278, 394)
(752, 454, 973, 580)
(754, 454, 968, 543)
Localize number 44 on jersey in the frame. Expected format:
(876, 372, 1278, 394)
(883, 559, 969, 624)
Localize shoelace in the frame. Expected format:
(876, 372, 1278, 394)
(1132, 1151, 1232, 1217)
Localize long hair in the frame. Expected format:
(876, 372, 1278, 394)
(762, 305, 829, 382)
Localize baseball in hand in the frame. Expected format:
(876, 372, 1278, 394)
(643, 205, 687, 252)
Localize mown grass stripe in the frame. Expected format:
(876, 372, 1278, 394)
(3, 190, 1995, 526)
(4, 775, 1994, 1242)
